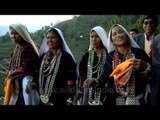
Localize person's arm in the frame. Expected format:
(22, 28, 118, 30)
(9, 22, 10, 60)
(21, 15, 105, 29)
(65, 53, 77, 104)
(78, 52, 88, 89)
(132, 48, 152, 83)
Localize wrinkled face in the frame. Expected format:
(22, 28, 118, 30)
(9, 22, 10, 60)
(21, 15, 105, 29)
(10, 28, 22, 44)
(111, 26, 129, 46)
(90, 31, 103, 49)
(46, 31, 61, 50)
(143, 18, 157, 34)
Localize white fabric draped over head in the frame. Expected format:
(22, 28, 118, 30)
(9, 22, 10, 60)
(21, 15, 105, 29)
(9, 23, 40, 56)
(48, 28, 76, 62)
(40, 28, 76, 62)
(107, 24, 140, 53)
(89, 26, 108, 52)
(39, 36, 49, 56)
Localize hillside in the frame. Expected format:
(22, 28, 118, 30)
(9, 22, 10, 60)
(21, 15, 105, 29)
(0, 15, 160, 98)
(1, 15, 160, 67)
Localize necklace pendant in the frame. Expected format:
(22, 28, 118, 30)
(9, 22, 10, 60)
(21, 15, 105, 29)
(40, 95, 49, 104)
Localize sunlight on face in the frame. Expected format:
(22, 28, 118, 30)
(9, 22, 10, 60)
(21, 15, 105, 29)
(111, 26, 129, 46)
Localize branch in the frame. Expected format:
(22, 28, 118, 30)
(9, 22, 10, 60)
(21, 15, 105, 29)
(3, 59, 10, 64)
(0, 70, 7, 75)
(0, 63, 8, 71)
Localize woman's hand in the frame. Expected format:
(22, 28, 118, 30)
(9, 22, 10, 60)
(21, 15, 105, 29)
(67, 97, 73, 105)
(129, 58, 148, 71)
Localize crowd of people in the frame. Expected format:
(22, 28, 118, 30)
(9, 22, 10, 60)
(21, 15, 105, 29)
(2, 15, 160, 106)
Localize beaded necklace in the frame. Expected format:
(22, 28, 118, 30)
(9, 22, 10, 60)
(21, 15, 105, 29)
(9, 45, 21, 71)
(39, 49, 62, 104)
(112, 47, 136, 105)
(87, 48, 106, 105)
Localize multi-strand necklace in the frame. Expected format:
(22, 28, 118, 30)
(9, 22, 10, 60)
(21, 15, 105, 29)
(112, 47, 136, 105)
(87, 48, 106, 105)
(39, 49, 62, 104)
(9, 45, 21, 71)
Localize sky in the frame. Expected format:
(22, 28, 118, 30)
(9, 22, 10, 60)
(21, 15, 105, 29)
(0, 15, 78, 26)
(0, 15, 79, 35)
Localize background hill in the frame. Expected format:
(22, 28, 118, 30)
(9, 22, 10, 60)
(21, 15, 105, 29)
(0, 15, 160, 98)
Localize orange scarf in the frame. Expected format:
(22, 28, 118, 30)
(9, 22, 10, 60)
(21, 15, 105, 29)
(110, 59, 133, 88)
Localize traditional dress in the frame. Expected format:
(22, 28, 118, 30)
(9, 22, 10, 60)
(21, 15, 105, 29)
(101, 47, 151, 105)
(4, 23, 39, 105)
(100, 24, 151, 105)
(38, 28, 77, 105)
(79, 26, 108, 105)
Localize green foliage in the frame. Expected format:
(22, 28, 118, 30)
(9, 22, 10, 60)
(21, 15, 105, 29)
(134, 15, 144, 33)
(1, 15, 160, 98)
(1, 15, 160, 65)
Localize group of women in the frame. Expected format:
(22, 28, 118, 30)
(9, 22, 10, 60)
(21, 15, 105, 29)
(3, 23, 151, 106)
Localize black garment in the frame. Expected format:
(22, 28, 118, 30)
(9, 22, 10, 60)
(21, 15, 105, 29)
(78, 49, 108, 104)
(100, 47, 151, 105)
(79, 50, 108, 87)
(38, 50, 77, 105)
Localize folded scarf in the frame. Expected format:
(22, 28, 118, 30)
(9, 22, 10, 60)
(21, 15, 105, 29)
(110, 59, 133, 88)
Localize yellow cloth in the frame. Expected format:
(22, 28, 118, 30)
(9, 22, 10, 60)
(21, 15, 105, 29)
(110, 59, 133, 86)
(3, 76, 13, 105)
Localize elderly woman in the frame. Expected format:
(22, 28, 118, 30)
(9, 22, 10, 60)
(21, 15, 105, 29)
(38, 27, 77, 105)
(78, 26, 108, 105)
(98, 24, 151, 105)
(4, 23, 39, 105)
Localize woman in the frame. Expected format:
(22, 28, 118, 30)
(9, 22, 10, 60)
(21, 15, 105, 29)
(79, 26, 108, 105)
(99, 24, 151, 105)
(38, 27, 77, 105)
(3, 23, 39, 105)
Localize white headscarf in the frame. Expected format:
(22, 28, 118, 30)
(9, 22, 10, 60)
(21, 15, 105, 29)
(107, 24, 140, 53)
(54, 28, 76, 62)
(41, 27, 76, 62)
(88, 26, 108, 52)
(9, 23, 39, 56)
(39, 36, 49, 56)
